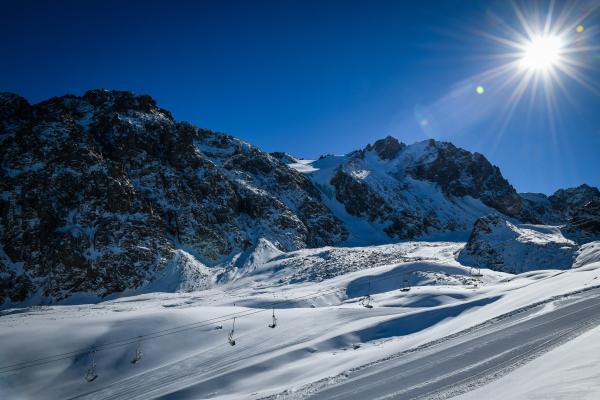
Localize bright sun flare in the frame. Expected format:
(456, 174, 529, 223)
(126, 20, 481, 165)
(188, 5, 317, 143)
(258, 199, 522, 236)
(519, 35, 563, 71)
(467, 1, 599, 138)
(471, 0, 599, 118)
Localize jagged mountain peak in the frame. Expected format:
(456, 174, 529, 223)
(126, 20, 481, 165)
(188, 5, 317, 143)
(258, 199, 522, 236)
(35, 89, 174, 122)
(290, 138, 525, 242)
(364, 135, 406, 160)
(550, 184, 600, 209)
(402, 140, 522, 217)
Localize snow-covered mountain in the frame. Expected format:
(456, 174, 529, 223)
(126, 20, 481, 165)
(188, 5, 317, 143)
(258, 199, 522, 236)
(520, 184, 600, 225)
(0, 90, 347, 305)
(2, 90, 599, 306)
(3, 90, 600, 399)
(303, 137, 520, 242)
(284, 136, 598, 244)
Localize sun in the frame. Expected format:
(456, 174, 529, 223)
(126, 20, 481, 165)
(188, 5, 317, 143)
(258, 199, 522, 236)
(461, 1, 599, 146)
(519, 35, 563, 71)
(470, 0, 599, 108)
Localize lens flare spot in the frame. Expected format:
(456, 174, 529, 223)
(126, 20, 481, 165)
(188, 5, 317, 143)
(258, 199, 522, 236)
(476, 85, 485, 94)
(576, 25, 584, 33)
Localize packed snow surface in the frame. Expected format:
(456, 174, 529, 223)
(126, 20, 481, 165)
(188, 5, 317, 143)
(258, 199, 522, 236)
(457, 324, 600, 400)
(1, 241, 600, 399)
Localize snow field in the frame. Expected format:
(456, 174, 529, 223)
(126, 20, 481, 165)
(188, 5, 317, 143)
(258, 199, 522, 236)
(1, 241, 600, 399)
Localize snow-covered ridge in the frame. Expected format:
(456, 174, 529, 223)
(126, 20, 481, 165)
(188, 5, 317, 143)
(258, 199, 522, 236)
(2, 90, 599, 307)
(458, 215, 578, 273)
(286, 137, 599, 247)
(290, 138, 520, 242)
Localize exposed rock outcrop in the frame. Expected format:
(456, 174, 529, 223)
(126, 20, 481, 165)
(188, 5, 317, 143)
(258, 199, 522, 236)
(365, 135, 406, 160)
(0, 90, 347, 305)
(520, 184, 600, 224)
(562, 200, 600, 244)
(458, 215, 578, 273)
(2, 90, 598, 304)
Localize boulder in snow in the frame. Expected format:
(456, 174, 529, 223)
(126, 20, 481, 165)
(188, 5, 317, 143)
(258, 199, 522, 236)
(458, 215, 578, 273)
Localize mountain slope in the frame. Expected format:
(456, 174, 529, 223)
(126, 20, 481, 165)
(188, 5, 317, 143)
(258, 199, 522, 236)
(2, 90, 599, 306)
(0, 90, 347, 305)
(520, 184, 600, 225)
(287, 137, 599, 245)
(288, 137, 523, 243)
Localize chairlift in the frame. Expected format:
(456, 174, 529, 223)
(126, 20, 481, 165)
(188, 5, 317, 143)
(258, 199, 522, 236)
(400, 279, 411, 292)
(360, 279, 374, 308)
(228, 317, 236, 346)
(214, 324, 223, 330)
(360, 294, 373, 309)
(471, 266, 483, 278)
(130, 337, 143, 365)
(84, 348, 98, 382)
(268, 307, 278, 328)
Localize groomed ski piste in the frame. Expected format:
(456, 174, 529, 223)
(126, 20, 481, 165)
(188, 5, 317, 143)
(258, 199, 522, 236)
(2, 240, 600, 400)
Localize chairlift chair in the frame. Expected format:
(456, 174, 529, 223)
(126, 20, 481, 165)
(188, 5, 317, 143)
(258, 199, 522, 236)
(360, 279, 374, 308)
(268, 307, 278, 328)
(131, 337, 143, 365)
(84, 348, 98, 382)
(360, 294, 373, 309)
(400, 279, 411, 292)
(471, 266, 483, 278)
(228, 318, 236, 346)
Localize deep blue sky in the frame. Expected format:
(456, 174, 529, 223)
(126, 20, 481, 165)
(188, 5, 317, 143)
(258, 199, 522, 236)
(1, 0, 599, 194)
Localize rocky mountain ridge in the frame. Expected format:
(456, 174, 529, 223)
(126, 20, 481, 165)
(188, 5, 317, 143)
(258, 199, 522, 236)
(288, 136, 599, 242)
(1, 90, 598, 305)
(0, 90, 347, 305)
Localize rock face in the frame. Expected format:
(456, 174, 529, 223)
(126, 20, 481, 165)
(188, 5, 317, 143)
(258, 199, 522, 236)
(287, 137, 600, 244)
(458, 215, 578, 273)
(0, 90, 347, 305)
(562, 200, 600, 244)
(550, 185, 600, 214)
(520, 184, 600, 224)
(405, 141, 523, 218)
(299, 138, 529, 241)
(365, 136, 406, 160)
(2, 90, 598, 304)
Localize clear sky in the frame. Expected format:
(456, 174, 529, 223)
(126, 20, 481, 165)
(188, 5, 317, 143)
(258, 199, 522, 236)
(1, 0, 599, 194)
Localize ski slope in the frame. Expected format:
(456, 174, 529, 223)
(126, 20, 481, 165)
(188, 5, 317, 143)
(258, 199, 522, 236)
(458, 323, 600, 400)
(1, 241, 600, 399)
(301, 289, 600, 399)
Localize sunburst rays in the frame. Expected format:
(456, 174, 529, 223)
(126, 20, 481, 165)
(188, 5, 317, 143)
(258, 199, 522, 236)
(479, 0, 599, 102)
